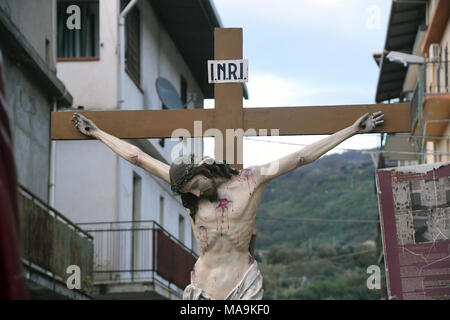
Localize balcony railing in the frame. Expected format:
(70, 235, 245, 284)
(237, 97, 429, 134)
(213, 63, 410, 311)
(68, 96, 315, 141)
(410, 64, 425, 163)
(78, 220, 198, 291)
(410, 60, 450, 122)
(18, 185, 94, 293)
(409, 60, 450, 164)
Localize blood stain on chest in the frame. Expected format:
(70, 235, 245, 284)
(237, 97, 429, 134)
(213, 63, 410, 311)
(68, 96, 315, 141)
(216, 198, 233, 235)
(237, 169, 257, 196)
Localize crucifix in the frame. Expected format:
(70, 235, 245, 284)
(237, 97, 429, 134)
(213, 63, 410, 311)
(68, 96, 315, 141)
(51, 28, 411, 169)
(52, 28, 409, 300)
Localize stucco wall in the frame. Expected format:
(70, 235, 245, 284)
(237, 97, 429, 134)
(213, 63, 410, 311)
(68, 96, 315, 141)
(0, 0, 60, 202)
(0, 0, 56, 71)
(1, 0, 54, 202)
(2, 54, 53, 202)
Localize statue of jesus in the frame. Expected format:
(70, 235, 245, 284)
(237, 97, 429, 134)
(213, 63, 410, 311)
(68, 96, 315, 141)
(72, 111, 384, 300)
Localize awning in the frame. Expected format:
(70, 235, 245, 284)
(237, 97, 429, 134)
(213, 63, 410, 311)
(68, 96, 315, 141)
(375, 1, 426, 103)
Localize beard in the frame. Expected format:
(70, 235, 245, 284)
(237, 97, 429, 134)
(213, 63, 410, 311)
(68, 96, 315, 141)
(198, 180, 219, 202)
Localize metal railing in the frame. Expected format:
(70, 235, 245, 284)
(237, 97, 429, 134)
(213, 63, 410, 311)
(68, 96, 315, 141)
(410, 65, 425, 163)
(18, 185, 94, 292)
(410, 66, 423, 132)
(408, 61, 450, 164)
(78, 220, 198, 291)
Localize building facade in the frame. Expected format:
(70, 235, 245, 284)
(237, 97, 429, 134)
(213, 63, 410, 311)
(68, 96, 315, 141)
(0, 0, 93, 299)
(53, 0, 223, 299)
(374, 0, 449, 166)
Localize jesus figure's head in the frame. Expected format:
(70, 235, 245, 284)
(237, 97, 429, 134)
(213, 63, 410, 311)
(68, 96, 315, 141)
(169, 154, 239, 221)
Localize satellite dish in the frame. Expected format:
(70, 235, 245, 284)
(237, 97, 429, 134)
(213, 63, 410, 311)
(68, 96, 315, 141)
(155, 77, 183, 109)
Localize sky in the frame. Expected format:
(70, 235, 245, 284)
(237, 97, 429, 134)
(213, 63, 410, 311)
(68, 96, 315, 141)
(201, 0, 392, 166)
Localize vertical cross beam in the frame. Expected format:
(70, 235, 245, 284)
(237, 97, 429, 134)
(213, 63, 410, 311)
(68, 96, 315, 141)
(214, 28, 244, 170)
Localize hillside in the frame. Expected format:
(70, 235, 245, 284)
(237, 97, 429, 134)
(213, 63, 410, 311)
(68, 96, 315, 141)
(255, 150, 385, 249)
(253, 150, 392, 299)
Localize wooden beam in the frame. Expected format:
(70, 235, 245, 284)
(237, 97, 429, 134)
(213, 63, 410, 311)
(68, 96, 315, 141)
(51, 109, 215, 140)
(243, 103, 411, 135)
(51, 102, 411, 140)
(213, 28, 244, 169)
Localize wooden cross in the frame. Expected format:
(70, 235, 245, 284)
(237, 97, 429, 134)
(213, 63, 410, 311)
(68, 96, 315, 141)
(51, 28, 411, 170)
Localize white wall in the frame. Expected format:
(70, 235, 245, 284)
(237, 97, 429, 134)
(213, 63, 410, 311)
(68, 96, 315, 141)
(54, 140, 118, 223)
(57, 0, 119, 108)
(131, 0, 205, 163)
(54, 0, 203, 256)
(116, 1, 200, 253)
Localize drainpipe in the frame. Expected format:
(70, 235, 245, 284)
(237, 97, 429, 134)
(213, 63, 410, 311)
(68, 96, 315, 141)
(118, 0, 140, 109)
(49, 100, 57, 207)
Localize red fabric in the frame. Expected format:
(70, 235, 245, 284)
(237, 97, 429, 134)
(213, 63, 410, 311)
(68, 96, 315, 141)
(0, 56, 28, 299)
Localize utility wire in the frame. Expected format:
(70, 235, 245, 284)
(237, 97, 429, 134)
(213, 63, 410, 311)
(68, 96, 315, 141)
(244, 136, 450, 156)
(264, 249, 378, 268)
(255, 215, 379, 224)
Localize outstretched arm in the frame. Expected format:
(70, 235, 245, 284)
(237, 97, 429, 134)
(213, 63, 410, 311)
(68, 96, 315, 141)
(252, 111, 384, 185)
(72, 113, 170, 183)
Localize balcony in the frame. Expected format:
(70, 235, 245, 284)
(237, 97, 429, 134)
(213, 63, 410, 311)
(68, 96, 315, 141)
(78, 221, 198, 300)
(18, 185, 94, 299)
(408, 61, 450, 163)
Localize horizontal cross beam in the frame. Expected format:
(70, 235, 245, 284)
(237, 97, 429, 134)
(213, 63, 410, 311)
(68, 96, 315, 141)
(51, 103, 411, 140)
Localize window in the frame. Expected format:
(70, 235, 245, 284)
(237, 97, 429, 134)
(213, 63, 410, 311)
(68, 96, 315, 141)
(57, 0, 99, 59)
(121, 0, 141, 84)
(181, 76, 187, 108)
(179, 214, 185, 244)
(159, 196, 164, 227)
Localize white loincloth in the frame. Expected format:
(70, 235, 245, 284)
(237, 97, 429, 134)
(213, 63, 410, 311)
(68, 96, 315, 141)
(183, 258, 263, 300)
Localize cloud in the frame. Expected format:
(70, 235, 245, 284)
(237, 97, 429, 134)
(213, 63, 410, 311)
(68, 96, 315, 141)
(213, 0, 388, 36)
(205, 73, 373, 108)
(243, 73, 371, 107)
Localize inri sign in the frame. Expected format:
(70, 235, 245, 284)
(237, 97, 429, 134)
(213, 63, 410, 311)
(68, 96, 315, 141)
(208, 59, 248, 83)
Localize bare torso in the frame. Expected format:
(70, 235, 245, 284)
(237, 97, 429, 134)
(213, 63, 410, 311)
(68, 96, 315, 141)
(71, 111, 385, 299)
(189, 168, 266, 299)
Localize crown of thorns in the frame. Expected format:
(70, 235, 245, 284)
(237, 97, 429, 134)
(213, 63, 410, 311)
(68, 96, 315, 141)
(169, 154, 218, 193)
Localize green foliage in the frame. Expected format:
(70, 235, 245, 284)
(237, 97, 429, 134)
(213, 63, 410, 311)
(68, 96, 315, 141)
(254, 151, 391, 300)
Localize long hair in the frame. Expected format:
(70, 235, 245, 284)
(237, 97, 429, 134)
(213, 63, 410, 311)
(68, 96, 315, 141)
(170, 157, 239, 222)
